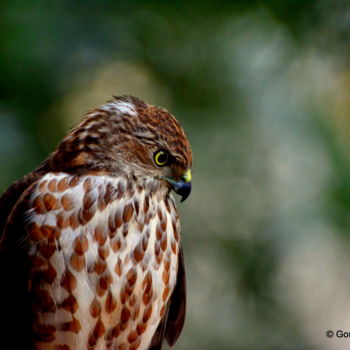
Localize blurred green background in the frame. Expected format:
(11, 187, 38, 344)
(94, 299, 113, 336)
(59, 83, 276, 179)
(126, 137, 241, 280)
(2, 1, 350, 349)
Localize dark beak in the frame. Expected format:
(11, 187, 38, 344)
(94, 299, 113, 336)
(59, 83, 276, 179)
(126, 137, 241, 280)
(163, 177, 192, 202)
(171, 180, 192, 202)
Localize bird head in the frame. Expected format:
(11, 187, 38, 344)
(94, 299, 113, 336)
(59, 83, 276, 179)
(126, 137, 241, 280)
(44, 96, 193, 202)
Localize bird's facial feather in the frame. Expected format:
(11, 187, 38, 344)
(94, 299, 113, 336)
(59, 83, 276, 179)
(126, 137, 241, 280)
(43, 96, 192, 186)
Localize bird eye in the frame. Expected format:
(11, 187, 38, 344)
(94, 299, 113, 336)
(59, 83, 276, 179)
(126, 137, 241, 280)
(154, 150, 169, 166)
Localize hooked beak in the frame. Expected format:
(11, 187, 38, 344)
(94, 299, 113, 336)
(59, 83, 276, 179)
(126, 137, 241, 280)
(163, 169, 192, 202)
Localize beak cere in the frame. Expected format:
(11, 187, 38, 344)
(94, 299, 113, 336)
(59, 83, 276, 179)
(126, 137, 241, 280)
(163, 169, 192, 202)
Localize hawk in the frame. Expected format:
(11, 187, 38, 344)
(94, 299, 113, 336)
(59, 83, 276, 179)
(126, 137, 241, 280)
(0, 96, 192, 350)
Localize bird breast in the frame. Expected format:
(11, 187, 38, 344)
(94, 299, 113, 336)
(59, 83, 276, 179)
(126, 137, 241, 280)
(27, 173, 180, 350)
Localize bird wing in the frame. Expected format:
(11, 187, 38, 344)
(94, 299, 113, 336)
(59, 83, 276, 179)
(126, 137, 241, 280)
(0, 172, 42, 349)
(0, 172, 41, 238)
(149, 245, 186, 349)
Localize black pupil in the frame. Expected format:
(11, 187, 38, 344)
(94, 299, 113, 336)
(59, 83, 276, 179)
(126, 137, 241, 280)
(158, 153, 168, 164)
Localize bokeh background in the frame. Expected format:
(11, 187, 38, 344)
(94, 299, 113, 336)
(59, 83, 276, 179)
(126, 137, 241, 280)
(3, 1, 350, 349)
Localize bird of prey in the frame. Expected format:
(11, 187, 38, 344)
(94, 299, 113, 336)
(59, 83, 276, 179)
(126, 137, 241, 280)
(0, 96, 192, 350)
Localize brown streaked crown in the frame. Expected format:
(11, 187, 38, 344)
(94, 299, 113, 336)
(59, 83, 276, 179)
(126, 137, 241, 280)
(36, 96, 192, 179)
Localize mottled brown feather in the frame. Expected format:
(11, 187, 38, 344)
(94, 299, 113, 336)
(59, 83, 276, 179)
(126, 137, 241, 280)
(0, 174, 43, 350)
(0, 172, 42, 240)
(149, 246, 186, 349)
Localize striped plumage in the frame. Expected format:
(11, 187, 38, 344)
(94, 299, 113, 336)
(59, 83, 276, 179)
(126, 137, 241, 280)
(0, 96, 191, 350)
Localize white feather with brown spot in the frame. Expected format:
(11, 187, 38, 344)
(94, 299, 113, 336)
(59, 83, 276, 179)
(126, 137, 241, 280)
(28, 173, 179, 350)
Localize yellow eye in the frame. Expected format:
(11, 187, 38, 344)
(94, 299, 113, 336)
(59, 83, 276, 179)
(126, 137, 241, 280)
(154, 150, 169, 166)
